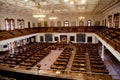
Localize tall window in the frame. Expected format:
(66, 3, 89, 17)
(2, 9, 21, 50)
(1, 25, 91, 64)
(79, 21, 84, 26)
(102, 20, 104, 26)
(44, 21, 48, 27)
(64, 21, 69, 27)
(17, 19, 24, 29)
(33, 23, 35, 27)
(108, 15, 112, 28)
(105, 19, 106, 26)
(28, 22, 30, 28)
(38, 22, 42, 27)
(50, 21, 55, 27)
(95, 21, 100, 26)
(71, 21, 76, 26)
(5, 18, 15, 31)
(10, 19, 14, 30)
(87, 20, 92, 26)
(114, 13, 119, 28)
(5, 18, 10, 31)
(57, 21, 61, 27)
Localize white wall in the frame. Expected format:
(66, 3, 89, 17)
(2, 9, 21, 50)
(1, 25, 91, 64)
(0, 33, 37, 51)
(37, 14, 103, 27)
(0, 32, 97, 51)
(0, 12, 103, 30)
(0, 32, 120, 62)
(36, 32, 97, 43)
(0, 13, 38, 30)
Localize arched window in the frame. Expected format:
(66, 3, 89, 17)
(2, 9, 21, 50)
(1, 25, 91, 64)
(17, 19, 25, 29)
(33, 23, 35, 27)
(38, 22, 42, 27)
(57, 21, 61, 27)
(10, 19, 14, 30)
(71, 21, 76, 26)
(28, 22, 30, 28)
(5, 18, 10, 31)
(5, 18, 15, 31)
(50, 21, 55, 27)
(114, 13, 119, 28)
(44, 21, 48, 27)
(79, 21, 84, 26)
(87, 20, 92, 26)
(17, 19, 21, 29)
(108, 15, 112, 28)
(21, 19, 25, 28)
(64, 21, 69, 27)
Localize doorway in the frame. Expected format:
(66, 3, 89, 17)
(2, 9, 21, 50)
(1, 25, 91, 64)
(60, 35, 67, 44)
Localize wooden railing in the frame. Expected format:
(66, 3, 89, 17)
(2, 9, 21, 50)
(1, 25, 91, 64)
(0, 26, 120, 53)
(38, 27, 95, 32)
(0, 26, 95, 41)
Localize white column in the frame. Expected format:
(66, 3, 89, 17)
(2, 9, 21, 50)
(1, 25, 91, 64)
(58, 35, 60, 43)
(36, 35, 40, 42)
(67, 33, 70, 43)
(0, 45, 2, 51)
(101, 44, 105, 61)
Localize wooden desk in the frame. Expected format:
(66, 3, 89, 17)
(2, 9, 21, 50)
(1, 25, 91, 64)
(54, 62, 67, 66)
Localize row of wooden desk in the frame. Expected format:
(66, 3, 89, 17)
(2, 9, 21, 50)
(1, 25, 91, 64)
(71, 47, 87, 72)
(0, 43, 52, 69)
(51, 46, 73, 70)
(89, 52, 109, 74)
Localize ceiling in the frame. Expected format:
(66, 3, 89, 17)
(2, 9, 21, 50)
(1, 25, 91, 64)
(0, 0, 119, 17)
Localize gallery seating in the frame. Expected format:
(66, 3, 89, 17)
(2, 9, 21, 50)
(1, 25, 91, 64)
(96, 27, 120, 53)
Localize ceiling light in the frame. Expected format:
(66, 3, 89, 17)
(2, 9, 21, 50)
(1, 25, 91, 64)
(70, 1, 74, 4)
(81, 0, 86, 4)
(49, 17, 58, 20)
(64, 0, 69, 2)
(25, 0, 28, 1)
(79, 16, 85, 19)
(33, 15, 46, 18)
(48, 9, 58, 20)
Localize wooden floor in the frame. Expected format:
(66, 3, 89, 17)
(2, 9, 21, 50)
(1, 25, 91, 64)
(104, 49, 120, 80)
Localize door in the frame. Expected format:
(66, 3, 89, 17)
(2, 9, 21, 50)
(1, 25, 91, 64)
(60, 35, 67, 44)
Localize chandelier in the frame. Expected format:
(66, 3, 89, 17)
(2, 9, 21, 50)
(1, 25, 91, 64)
(33, 14, 46, 18)
(48, 9, 58, 20)
(64, 0, 86, 5)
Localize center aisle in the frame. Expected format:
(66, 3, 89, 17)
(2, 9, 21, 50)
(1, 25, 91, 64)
(66, 45, 76, 70)
(38, 49, 63, 69)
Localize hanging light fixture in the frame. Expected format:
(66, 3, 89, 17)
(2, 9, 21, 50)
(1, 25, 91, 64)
(33, 14, 46, 18)
(36, 3, 41, 9)
(79, 16, 85, 19)
(33, 2, 46, 18)
(49, 9, 58, 20)
(64, 0, 86, 5)
(70, 1, 74, 4)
